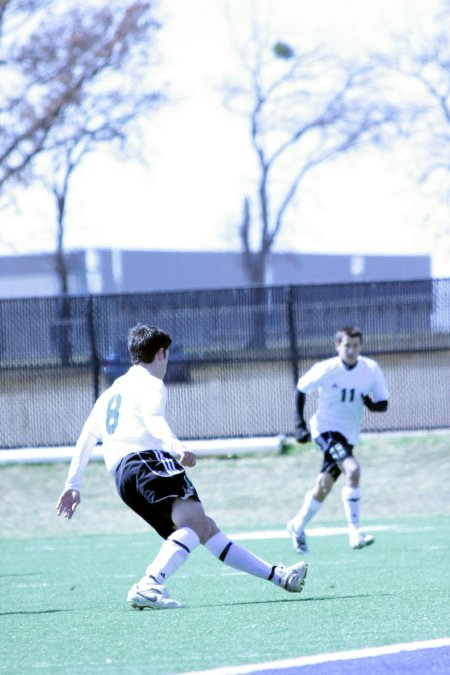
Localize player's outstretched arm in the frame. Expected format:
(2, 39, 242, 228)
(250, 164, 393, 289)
(56, 490, 81, 519)
(361, 395, 388, 412)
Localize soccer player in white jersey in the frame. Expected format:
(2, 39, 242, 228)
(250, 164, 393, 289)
(287, 326, 389, 554)
(57, 323, 307, 610)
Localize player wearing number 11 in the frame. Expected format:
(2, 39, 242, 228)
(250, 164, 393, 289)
(57, 323, 307, 609)
(287, 326, 389, 553)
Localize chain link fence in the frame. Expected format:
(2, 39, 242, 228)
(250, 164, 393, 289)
(1, 278, 449, 449)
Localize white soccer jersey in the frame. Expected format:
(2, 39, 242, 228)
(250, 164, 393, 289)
(64, 365, 186, 491)
(297, 356, 389, 445)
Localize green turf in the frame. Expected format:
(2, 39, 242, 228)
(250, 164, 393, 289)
(1, 516, 449, 674)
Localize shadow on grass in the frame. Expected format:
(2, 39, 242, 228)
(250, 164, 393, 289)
(176, 592, 391, 610)
(0, 608, 70, 616)
(0, 572, 42, 578)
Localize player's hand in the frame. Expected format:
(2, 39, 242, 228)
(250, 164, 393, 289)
(295, 423, 311, 444)
(56, 489, 80, 519)
(179, 449, 197, 467)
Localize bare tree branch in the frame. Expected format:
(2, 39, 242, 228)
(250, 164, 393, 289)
(225, 26, 399, 284)
(0, 1, 161, 191)
(0, 0, 163, 292)
(378, 3, 450, 207)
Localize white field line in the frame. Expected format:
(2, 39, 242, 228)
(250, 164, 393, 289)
(228, 524, 397, 540)
(19, 524, 430, 554)
(182, 638, 450, 675)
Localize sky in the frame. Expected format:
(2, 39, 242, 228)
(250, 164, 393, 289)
(1, 0, 449, 277)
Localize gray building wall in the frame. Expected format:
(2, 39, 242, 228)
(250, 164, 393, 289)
(0, 249, 431, 298)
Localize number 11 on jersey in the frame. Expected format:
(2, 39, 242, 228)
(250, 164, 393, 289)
(340, 388, 355, 402)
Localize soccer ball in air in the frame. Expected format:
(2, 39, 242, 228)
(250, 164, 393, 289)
(273, 41, 295, 59)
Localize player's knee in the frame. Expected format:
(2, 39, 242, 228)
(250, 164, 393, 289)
(197, 516, 218, 544)
(316, 474, 333, 499)
(346, 464, 360, 484)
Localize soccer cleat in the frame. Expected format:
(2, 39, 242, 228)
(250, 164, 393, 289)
(350, 533, 375, 550)
(127, 578, 182, 610)
(287, 520, 309, 554)
(276, 561, 308, 593)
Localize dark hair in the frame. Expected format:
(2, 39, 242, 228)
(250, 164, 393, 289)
(128, 324, 172, 364)
(335, 326, 363, 344)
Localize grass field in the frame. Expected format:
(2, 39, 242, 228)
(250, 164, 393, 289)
(1, 431, 449, 674)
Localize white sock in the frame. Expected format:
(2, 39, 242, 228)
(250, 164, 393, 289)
(291, 489, 323, 533)
(205, 531, 280, 584)
(145, 527, 200, 585)
(341, 486, 361, 537)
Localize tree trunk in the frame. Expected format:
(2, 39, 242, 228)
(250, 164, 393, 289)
(54, 191, 72, 365)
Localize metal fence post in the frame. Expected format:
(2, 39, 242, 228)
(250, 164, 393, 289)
(286, 285, 300, 386)
(86, 295, 100, 402)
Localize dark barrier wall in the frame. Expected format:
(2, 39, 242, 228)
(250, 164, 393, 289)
(1, 279, 449, 448)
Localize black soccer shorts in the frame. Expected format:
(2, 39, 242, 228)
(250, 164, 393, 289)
(114, 449, 200, 539)
(315, 431, 354, 481)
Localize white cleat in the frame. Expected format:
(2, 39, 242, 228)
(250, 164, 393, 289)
(127, 579, 182, 610)
(287, 520, 309, 554)
(276, 561, 308, 593)
(350, 533, 375, 550)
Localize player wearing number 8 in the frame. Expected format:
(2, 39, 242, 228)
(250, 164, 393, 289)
(57, 323, 308, 609)
(287, 326, 389, 553)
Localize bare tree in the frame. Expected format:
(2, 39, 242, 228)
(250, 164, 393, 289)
(387, 7, 450, 185)
(370, 0, 450, 263)
(225, 34, 400, 284)
(0, 0, 162, 291)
